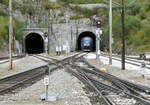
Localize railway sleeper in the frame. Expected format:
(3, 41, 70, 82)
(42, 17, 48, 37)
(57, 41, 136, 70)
(66, 67, 115, 105)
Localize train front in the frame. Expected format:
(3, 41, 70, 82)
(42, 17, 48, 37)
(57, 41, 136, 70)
(81, 37, 93, 52)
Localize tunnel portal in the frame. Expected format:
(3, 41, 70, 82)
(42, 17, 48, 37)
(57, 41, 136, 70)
(77, 31, 96, 51)
(25, 33, 44, 54)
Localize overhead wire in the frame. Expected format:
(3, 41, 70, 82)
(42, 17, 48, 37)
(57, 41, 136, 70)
(103, 0, 121, 6)
(103, 0, 139, 8)
(126, 0, 137, 7)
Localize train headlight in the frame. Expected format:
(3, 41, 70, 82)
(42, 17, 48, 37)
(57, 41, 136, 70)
(84, 44, 87, 46)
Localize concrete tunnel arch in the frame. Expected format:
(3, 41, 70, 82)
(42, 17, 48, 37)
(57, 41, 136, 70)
(25, 33, 44, 54)
(77, 31, 96, 51)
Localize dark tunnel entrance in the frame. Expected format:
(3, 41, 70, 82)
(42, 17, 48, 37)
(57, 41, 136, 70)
(77, 31, 96, 51)
(25, 33, 44, 54)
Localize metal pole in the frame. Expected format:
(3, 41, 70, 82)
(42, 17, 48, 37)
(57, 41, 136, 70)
(46, 85, 48, 100)
(9, 0, 13, 70)
(98, 28, 100, 57)
(121, 0, 125, 70)
(71, 26, 73, 52)
(66, 12, 70, 54)
(65, 16, 68, 55)
(48, 10, 53, 54)
(96, 34, 98, 59)
(47, 11, 50, 54)
(60, 33, 62, 55)
(67, 18, 70, 53)
(48, 23, 50, 54)
(109, 0, 112, 65)
(96, 28, 101, 59)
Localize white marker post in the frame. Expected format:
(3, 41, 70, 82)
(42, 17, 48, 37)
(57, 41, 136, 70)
(44, 75, 49, 100)
(40, 66, 56, 102)
(44, 66, 50, 101)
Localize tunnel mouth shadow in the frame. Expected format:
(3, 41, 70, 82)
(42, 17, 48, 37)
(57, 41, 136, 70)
(25, 33, 44, 54)
(77, 31, 96, 52)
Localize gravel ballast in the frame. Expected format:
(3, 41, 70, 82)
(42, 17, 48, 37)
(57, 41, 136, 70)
(0, 56, 47, 78)
(0, 68, 92, 105)
(87, 58, 150, 88)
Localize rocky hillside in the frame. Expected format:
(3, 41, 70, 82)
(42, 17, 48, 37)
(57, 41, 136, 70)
(58, 0, 150, 52)
(0, 0, 150, 54)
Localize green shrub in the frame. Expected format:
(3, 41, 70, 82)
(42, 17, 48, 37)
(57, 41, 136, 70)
(0, 10, 7, 16)
(0, 0, 9, 6)
(38, 24, 47, 28)
(14, 20, 25, 41)
(58, 19, 65, 23)
(0, 16, 24, 49)
(70, 15, 85, 20)
(70, 6, 100, 18)
(58, 0, 103, 4)
(58, 12, 64, 17)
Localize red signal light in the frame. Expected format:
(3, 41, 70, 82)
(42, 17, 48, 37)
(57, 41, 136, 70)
(44, 32, 48, 37)
(97, 20, 101, 25)
(96, 20, 101, 28)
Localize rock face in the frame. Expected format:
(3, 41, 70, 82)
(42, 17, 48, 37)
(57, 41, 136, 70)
(0, 50, 8, 57)
(13, 10, 26, 22)
(0, 1, 101, 54)
(0, 3, 25, 22)
(22, 18, 96, 54)
(0, 67, 92, 105)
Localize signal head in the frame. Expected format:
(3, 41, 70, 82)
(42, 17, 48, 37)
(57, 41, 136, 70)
(96, 20, 101, 28)
(44, 32, 48, 37)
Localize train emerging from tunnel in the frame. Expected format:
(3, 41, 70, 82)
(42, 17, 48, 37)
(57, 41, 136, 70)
(81, 37, 93, 52)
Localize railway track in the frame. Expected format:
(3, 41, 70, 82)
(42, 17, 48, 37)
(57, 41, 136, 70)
(65, 55, 150, 105)
(101, 53, 150, 70)
(0, 53, 86, 95)
(0, 64, 57, 95)
(0, 54, 25, 65)
(0, 54, 25, 60)
(33, 52, 88, 66)
(2, 52, 149, 104)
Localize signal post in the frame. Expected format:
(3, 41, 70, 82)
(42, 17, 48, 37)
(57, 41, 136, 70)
(96, 20, 102, 59)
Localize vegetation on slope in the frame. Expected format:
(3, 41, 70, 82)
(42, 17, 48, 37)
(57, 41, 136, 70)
(59, 0, 150, 52)
(0, 0, 150, 52)
(58, 0, 103, 4)
(0, 0, 58, 49)
(111, 0, 150, 52)
(0, 13, 24, 49)
(0, 0, 8, 6)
